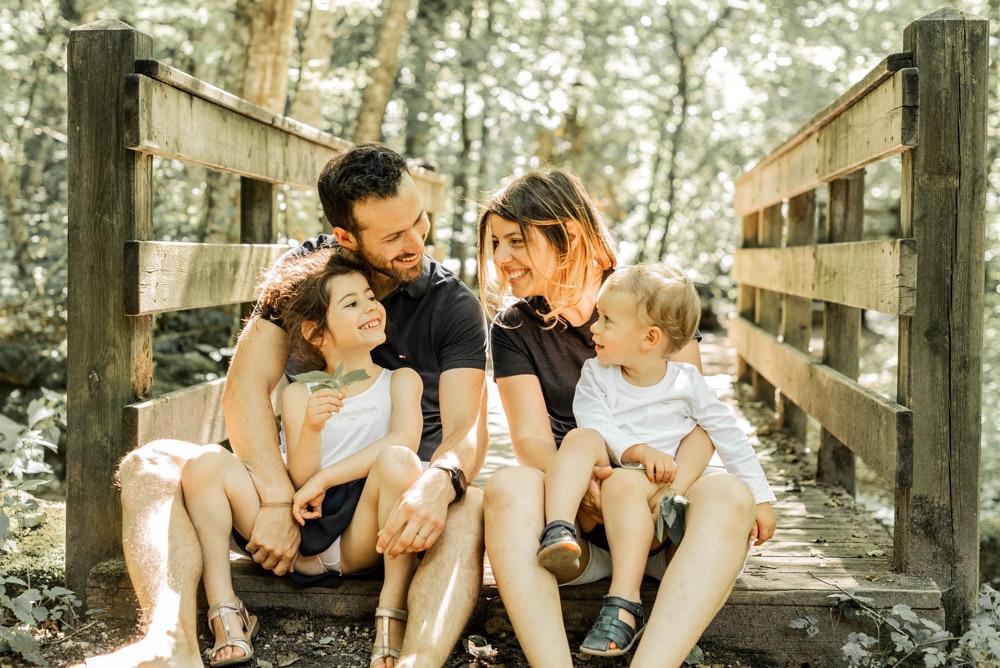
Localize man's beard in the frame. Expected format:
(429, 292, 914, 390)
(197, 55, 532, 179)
(356, 239, 423, 285)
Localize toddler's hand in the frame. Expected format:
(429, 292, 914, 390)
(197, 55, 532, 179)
(303, 388, 345, 431)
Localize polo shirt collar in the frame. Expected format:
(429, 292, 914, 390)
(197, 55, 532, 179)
(385, 255, 432, 299)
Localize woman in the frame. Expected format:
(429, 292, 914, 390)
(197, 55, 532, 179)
(477, 169, 776, 667)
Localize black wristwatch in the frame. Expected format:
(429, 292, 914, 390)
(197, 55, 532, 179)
(432, 465, 468, 502)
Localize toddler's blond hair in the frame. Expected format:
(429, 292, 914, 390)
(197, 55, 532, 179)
(603, 263, 701, 356)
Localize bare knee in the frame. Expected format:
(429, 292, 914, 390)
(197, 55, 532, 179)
(117, 439, 205, 507)
(601, 468, 647, 498)
(689, 474, 756, 530)
(484, 466, 542, 517)
(179, 444, 238, 490)
(371, 445, 422, 480)
(560, 428, 606, 456)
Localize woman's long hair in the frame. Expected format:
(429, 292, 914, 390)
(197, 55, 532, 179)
(477, 169, 617, 325)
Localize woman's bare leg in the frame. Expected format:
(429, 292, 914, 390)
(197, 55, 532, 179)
(630, 473, 756, 668)
(484, 466, 577, 668)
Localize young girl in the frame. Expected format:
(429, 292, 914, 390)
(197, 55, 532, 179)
(180, 248, 423, 668)
(537, 263, 775, 656)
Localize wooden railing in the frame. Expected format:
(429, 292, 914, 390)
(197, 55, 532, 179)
(729, 7, 987, 628)
(65, 19, 447, 595)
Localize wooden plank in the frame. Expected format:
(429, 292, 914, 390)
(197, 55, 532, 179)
(728, 317, 912, 487)
(66, 19, 155, 596)
(753, 205, 782, 407)
(124, 241, 286, 315)
(896, 8, 989, 627)
(734, 67, 918, 218)
(123, 73, 341, 189)
(779, 191, 814, 438)
(730, 239, 916, 316)
(126, 62, 447, 212)
(818, 173, 865, 492)
(122, 378, 228, 449)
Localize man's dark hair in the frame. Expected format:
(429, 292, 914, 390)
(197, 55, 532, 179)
(317, 142, 410, 235)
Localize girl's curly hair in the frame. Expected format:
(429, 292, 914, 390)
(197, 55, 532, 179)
(255, 247, 373, 372)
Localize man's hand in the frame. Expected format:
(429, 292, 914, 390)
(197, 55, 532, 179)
(749, 502, 777, 546)
(246, 505, 301, 576)
(376, 468, 452, 558)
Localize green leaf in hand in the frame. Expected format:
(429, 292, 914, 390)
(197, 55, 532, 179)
(294, 365, 371, 394)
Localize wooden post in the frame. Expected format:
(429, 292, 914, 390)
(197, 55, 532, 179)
(817, 172, 864, 494)
(896, 8, 987, 631)
(240, 177, 278, 320)
(66, 20, 154, 594)
(735, 213, 758, 384)
(753, 204, 782, 408)
(778, 191, 814, 440)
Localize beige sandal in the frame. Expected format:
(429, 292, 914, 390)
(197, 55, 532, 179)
(206, 598, 258, 667)
(371, 607, 408, 667)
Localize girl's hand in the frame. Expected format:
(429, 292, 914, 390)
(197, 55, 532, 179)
(302, 388, 345, 431)
(291, 478, 328, 525)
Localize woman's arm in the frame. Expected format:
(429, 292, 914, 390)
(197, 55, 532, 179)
(496, 374, 559, 472)
(672, 337, 704, 372)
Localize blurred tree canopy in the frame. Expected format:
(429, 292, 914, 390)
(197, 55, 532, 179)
(0, 0, 995, 393)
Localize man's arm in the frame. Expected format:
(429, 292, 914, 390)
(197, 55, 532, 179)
(377, 366, 485, 557)
(222, 315, 300, 575)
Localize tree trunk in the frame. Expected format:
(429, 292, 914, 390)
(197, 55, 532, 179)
(235, 0, 298, 113)
(197, 0, 298, 243)
(288, 0, 340, 128)
(353, 0, 414, 143)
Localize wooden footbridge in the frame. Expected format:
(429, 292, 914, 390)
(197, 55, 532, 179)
(68, 8, 987, 666)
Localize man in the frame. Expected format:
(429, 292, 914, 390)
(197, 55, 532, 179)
(79, 143, 488, 668)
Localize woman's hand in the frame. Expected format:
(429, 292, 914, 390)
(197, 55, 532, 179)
(578, 465, 613, 528)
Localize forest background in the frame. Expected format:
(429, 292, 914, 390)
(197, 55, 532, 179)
(3, 0, 1000, 585)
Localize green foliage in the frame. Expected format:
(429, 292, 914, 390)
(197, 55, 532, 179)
(0, 388, 75, 665)
(295, 363, 372, 393)
(0, 577, 82, 666)
(788, 584, 1000, 667)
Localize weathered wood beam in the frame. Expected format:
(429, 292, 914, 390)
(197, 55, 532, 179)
(124, 62, 447, 212)
(728, 317, 912, 488)
(122, 379, 228, 450)
(730, 239, 916, 315)
(124, 241, 286, 315)
(734, 66, 917, 218)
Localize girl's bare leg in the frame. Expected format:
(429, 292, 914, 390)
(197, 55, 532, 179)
(340, 446, 423, 668)
(630, 473, 756, 668)
(181, 445, 263, 665)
